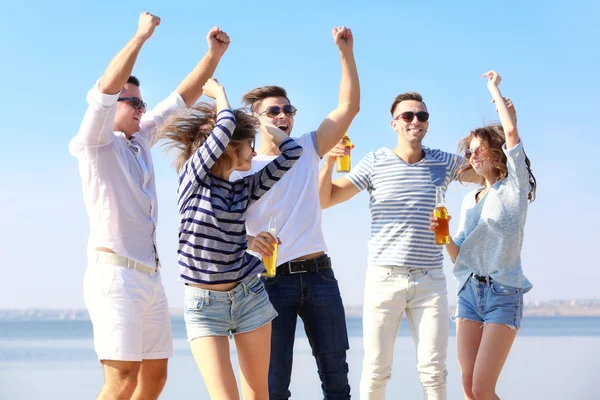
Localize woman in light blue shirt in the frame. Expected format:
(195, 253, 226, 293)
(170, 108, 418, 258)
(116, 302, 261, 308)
(430, 71, 537, 400)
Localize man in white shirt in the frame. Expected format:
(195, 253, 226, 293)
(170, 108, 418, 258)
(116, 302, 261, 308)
(232, 26, 360, 400)
(69, 12, 230, 400)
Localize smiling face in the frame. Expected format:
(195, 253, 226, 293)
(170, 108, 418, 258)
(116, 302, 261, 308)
(257, 96, 294, 136)
(467, 136, 493, 178)
(114, 83, 144, 137)
(233, 138, 257, 171)
(390, 100, 429, 146)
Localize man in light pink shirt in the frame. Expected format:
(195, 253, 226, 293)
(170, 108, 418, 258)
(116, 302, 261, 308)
(69, 12, 230, 400)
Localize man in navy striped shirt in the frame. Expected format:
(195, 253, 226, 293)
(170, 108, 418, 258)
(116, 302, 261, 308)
(319, 93, 478, 399)
(232, 26, 360, 400)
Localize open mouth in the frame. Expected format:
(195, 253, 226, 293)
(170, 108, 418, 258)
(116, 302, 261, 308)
(276, 123, 289, 132)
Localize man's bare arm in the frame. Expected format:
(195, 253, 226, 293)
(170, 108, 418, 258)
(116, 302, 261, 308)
(98, 12, 160, 94)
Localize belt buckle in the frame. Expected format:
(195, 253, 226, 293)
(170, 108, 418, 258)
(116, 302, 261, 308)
(288, 262, 306, 274)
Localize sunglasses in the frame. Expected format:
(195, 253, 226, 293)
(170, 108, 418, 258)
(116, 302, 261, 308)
(259, 105, 297, 118)
(393, 111, 430, 122)
(117, 97, 147, 112)
(465, 147, 486, 160)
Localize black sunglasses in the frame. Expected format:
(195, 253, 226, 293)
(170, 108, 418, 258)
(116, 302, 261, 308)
(259, 105, 297, 118)
(394, 111, 430, 122)
(118, 97, 147, 112)
(464, 147, 486, 160)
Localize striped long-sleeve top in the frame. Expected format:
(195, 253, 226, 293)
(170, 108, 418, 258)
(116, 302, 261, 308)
(177, 109, 303, 284)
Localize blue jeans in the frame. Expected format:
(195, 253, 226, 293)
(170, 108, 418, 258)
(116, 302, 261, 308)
(183, 275, 277, 340)
(262, 266, 351, 400)
(456, 276, 524, 330)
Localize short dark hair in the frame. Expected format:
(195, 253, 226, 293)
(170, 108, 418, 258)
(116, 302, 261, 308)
(242, 86, 290, 112)
(127, 76, 140, 87)
(390, 92, 425, 116)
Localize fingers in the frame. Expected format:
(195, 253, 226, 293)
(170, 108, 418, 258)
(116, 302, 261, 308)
(208, 26, 231, 44)
(141, 12, 160, 26)
(252, 232, 278, 257)
(327, 142, 352, 158)
(332, 26, 352, 40)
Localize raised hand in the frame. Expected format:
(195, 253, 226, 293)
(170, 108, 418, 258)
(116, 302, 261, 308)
(325, 137, 354, 162)
(492, 97, 517, 124)
(332, 26, 353, 53)
(202, 78, 224, 99)
(482, 70, 502, 89)
(136, 12, 161, 40)
(207, 27, 230, 57)
(250, 231, 281, 257)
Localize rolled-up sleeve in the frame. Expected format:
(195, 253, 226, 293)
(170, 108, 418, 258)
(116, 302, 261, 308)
(69, 80, 120, 155)
(137, 91, 187, 147)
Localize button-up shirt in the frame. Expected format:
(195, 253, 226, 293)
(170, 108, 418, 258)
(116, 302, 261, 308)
(69, 80, 186, 267)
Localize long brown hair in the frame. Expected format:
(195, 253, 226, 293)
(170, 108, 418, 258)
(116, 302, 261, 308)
(457, 124, 537, 202)
(160, 102, 259, 173)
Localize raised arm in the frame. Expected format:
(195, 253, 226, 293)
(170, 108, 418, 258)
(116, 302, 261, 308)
(72, 13, 159, 149)
(318, 140, 361, 209)
(315, 27, 360, 157)
(180, 80, 234, 186)
(245, 136, 304, 205)
(136, 28, 230, 147)
(176, 27, 230, 107)
(99, 12, 159, 95)
(483, 70, 519, 149)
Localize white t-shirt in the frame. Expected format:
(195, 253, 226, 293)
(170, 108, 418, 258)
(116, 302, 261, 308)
(231, 132, 326, 264)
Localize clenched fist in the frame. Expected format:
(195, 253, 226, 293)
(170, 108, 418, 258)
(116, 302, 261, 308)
(136, 12, 160, 40)
(332, 26, 353, 53)
(202, 78, 225, 99)
(207, 27, 230, 57)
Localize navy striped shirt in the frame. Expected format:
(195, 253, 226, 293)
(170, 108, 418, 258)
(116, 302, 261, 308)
(346, 147, 462, 268)
(177, 109, 303, 284)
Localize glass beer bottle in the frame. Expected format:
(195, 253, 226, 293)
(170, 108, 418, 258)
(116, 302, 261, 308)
(262, 216, 278, 277)
(434, 186, 450, 245)
(336, 134, 352, 173)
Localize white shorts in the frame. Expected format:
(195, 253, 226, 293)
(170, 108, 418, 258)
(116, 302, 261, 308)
(83, 262, 173, 361)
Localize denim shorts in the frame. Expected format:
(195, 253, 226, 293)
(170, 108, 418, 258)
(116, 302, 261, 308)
(456, 275, 524, 330)
(184, 275, 278, 341)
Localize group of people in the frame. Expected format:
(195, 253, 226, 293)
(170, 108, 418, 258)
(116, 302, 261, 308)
(69, 12, 536, 400)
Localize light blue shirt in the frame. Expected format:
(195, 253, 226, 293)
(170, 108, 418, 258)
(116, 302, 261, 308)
(453, 141, 533, 293)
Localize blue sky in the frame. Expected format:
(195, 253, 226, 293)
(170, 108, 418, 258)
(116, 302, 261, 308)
(1, 0, 598, 308)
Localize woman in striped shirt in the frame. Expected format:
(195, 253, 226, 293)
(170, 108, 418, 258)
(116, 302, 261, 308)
(161, 78, 303, 399)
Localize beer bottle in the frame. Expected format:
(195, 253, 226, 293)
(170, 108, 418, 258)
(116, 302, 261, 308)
(336, 134, 352, 173)
(434, 186, 450, 245)
(262, 216, 278, 277)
